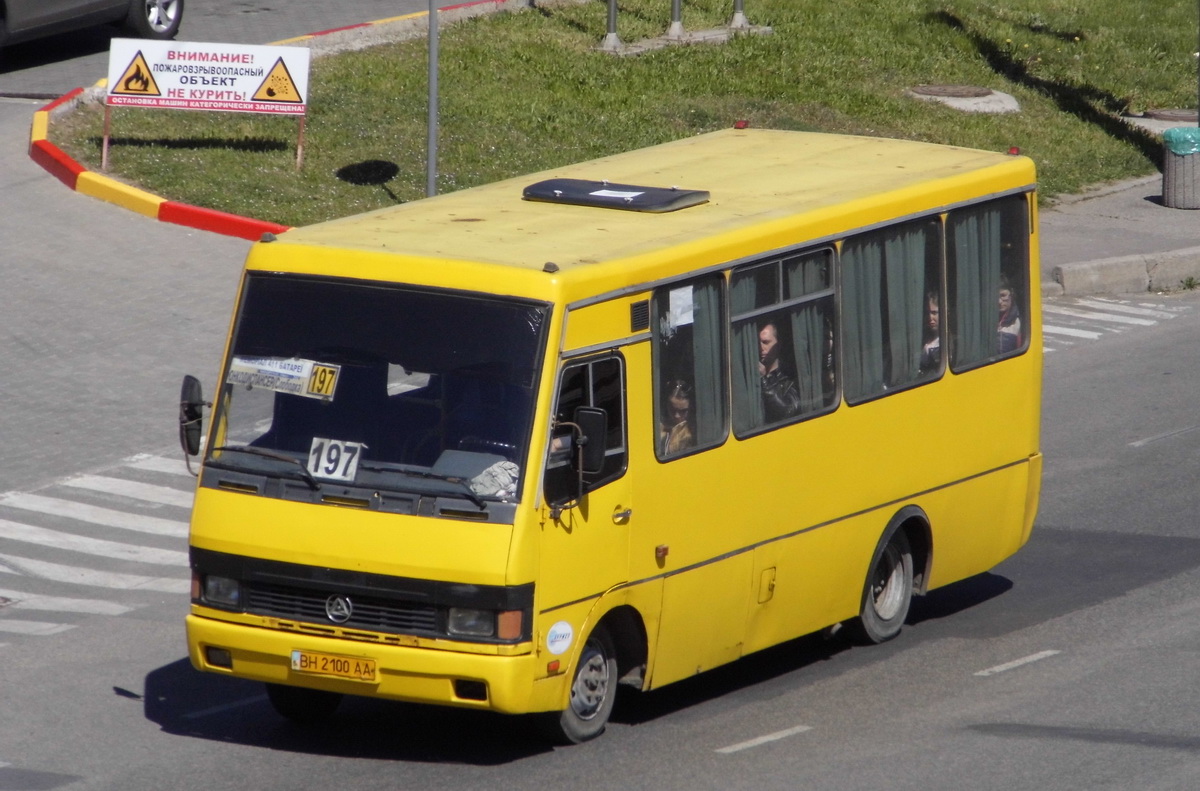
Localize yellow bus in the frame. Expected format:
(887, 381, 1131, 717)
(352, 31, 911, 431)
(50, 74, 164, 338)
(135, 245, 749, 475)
(180, 127, 1041, 743)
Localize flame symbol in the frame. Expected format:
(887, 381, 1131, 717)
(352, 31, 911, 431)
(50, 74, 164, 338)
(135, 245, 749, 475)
(124, 66, 149, 93)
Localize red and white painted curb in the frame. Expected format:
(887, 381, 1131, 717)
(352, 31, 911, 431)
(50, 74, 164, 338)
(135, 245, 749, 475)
(26, 0, 521, 241)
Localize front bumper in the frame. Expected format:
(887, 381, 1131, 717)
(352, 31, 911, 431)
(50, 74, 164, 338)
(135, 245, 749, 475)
(186, 614, 555, 714)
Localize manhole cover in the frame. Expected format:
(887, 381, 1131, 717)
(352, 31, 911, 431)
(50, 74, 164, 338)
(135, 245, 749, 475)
(910, 84, 992, 98)
(1144, 108, 1198, 122)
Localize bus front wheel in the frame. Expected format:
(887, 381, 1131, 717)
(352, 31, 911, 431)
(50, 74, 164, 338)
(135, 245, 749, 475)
(852, 529, 914, 644)
(540, 625, 618, 744)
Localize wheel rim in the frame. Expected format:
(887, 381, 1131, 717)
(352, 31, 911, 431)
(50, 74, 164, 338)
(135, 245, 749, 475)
(144, 0, 180, 33)
(568, 639, 611, 721)
(870, 543, 905, 620)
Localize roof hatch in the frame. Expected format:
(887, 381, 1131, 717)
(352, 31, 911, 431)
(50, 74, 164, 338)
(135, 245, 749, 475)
(522, 178, 709, 213)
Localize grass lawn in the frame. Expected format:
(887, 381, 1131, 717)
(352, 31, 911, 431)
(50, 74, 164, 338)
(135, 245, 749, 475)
(51, 0, 1199, 228)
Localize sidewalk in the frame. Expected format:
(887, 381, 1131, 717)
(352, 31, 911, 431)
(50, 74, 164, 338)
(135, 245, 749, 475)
(1040, 173, 1200, 296)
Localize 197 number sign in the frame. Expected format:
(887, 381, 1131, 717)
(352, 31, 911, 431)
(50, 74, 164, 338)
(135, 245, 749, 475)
(307, 437, 366, 481)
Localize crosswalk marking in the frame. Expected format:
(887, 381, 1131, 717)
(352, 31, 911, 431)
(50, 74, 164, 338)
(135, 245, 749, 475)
(0, 455, 198, 643)
(0, 493, 188, 538)
(1043, 325, 1102, 340)
(0, 620, 75, 636)
(1041, 296, 1188, 353)
(1042, 303, 1157, 326)
(0, 588, 132, 615)
(126, 454, 195, 477)
(61, 475, 194, 509)
(1071, 299, 1178, 319)
(0, 553, 188, 593)
(0, 518, 188, 566)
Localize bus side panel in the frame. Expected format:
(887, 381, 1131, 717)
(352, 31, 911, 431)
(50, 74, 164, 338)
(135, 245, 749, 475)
(649, 554, 753, 688)
(922, 463, 1031, 591)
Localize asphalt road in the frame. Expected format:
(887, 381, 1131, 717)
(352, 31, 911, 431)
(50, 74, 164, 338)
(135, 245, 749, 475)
(5, 2, 1200, 789)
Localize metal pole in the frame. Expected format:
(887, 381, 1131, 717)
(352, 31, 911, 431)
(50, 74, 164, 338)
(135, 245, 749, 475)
(730, 0, 750, 30)
(426, 0, 439, 197)
(667, 0, 684, 39)
(600, 0, 622, 52)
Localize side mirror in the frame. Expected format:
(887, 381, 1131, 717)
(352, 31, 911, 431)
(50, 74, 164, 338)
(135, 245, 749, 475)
(179, 375, 205, 457)
(573, 406, 607, 475)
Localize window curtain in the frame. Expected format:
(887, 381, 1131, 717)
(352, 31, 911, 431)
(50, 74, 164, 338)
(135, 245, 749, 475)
(841, 239, 884, 402)
(950, 208, 1001, 366)
(691, 277, 725, 445)
(786, 257, 827, 414)
(731, 276, 763, 433)
(884, 227, 927, 387)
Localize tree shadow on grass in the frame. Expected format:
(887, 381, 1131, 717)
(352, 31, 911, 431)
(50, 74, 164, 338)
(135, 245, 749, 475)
(928, 10, 1163, 170)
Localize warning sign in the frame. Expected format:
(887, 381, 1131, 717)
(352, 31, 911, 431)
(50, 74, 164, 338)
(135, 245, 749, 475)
(253, 58, 303, 103)
(105, 38, 309, 115)
(111, 52, 161, 97)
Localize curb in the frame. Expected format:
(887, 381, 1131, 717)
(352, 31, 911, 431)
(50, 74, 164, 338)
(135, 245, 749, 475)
(1047, 246, 1200, 297)
(25, 0, 534, 241)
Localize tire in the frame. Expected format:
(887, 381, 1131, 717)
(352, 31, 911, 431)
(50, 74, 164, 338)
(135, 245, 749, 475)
(851, 529, 914, 644)
(124, 0, 184, 40)
(265, 683, 343, 726)
(539, 625, 618, 745)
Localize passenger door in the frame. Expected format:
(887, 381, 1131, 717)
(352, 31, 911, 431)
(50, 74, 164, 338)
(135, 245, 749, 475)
(539, 355, 632, 618)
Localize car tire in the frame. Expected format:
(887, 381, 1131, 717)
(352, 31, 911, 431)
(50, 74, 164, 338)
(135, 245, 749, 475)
(124, 0, 184, 40)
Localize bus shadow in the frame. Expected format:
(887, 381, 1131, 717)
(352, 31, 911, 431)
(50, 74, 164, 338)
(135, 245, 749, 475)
(143, 658, 551, 765)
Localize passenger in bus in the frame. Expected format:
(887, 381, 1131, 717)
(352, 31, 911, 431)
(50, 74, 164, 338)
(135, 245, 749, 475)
(758, 322, 801, 422)
(997, 278, 1022, 353)
(919, 291, 941, 374)
(659, 380, 695, 455)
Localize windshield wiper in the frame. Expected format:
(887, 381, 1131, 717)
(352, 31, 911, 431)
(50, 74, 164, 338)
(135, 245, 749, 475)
(359, 462, 486, 509)
(211, 445, 320, 491)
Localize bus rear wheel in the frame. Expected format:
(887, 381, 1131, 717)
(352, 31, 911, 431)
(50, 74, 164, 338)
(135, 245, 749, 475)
(852, 529, 914, 644)
(265, 683, 343, 726)
(539, 625, 617, 744)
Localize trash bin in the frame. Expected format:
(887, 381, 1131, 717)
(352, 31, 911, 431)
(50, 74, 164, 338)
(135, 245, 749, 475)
(1162, 127, 1200, 209)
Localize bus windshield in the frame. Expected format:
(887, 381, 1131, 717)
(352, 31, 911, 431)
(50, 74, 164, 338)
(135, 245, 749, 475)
(208, 273, 549, 506)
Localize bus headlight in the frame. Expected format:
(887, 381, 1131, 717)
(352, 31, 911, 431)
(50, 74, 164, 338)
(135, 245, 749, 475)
(448, 607, 495, 637)
(203, 575, 241, 607)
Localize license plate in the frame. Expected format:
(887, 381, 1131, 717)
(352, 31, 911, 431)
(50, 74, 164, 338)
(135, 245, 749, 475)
(290, 649, 377, 682)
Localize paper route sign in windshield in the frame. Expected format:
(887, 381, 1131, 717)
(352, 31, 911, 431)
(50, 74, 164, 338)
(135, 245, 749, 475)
(227, 357, 340, 401)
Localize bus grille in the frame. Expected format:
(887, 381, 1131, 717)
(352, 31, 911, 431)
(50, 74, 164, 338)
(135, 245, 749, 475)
(244, 583, 440, 636)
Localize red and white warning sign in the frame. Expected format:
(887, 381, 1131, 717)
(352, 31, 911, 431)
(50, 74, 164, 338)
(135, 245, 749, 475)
(105, 38, 310, 115)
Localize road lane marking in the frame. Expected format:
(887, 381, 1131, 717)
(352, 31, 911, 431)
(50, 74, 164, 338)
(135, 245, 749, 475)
(1043, 325, 1103, 340)
(1041, 304, 1156, 326)
(0, 493, 188, 537)
(61, 475, 194, 509)
(0, 619, 74, 636)
(0, 588, 131, 615)
(1072, 299, 1178, 319)
(182, 695, 268, 720)
(0, 519, 188, 566)
(715, 725, 812, 754)
(1129, 425, 1200, 448)
(974, 650, 1061, 677)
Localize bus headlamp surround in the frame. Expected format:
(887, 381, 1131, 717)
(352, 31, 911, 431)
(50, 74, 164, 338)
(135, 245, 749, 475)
(448, 607, 495, 637)
(203, 575, 241, 607)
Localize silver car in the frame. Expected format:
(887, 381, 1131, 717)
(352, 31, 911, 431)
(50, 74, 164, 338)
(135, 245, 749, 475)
(0, 0, 183, 47)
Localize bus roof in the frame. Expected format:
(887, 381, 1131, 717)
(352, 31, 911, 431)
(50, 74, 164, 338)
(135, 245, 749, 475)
(260, 129, 1035, 295)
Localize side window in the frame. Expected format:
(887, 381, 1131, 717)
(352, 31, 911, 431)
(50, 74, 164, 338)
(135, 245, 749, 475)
(543, 355, 627, 504)
(652, 274, 728, 459)
(730, 248, 837, 436)
(947, 194, 1031, 371)
(841, 218, 942, 403)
